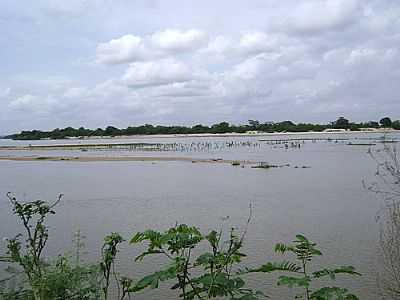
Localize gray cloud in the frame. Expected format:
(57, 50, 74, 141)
(1, 0, 400, 133)
(281, 0, 362, 35)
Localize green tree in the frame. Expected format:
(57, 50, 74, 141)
(392, 120, 400, 130)
(380, 117, 392, 128)
(211, 122, 231, 134)
(104, 126, 121, 136)
(248, 120, 260, 130)
(191, 124, 210, 133)
(333, 117, 350, 129)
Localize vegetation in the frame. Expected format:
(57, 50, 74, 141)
(4, 117, 400, 140)
(249, 235, 360, 300)
(130, 224, 264, 300)
(379, 117, 392, 128)
(367, 144, 400, 299)
(0, 194, 361, 299)
(378, 201, 400, 299)
(0, 193, 102, 300)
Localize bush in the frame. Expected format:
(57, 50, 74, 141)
(0, 194, 361, 300)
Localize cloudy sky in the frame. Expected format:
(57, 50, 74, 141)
(1, 0, 399, 133)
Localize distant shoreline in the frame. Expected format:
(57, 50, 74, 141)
(2, 128, 398, 142)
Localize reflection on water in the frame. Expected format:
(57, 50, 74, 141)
(0, 132, 399, 299)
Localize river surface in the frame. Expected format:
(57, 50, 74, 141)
(1, 132, 399, 299)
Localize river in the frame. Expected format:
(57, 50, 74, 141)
(1, 132, 398, 299)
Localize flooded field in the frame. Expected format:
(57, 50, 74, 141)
(1, 132, 399, 299)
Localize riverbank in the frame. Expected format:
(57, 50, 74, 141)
(2, 128, 398, 142)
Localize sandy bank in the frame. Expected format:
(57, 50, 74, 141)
(70, 129, 397, 139)
(0, 155, 254, 165)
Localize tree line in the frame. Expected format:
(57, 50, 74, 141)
(4, 117, 399, 140)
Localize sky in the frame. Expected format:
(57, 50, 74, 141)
(0, 0, 399, 134)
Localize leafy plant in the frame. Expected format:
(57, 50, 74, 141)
(0, 194, 102, 300)
(100, 232, 124, 300)
(35, 255, 101, 300)
(0, 193, 63, 299)
(0, 192, 363, 300)
(130, 224, 264, 299)
(250, 234, 360, 300)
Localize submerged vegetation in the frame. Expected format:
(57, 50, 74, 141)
(0, 194, 361, 300)
(4, 117, 400, 140)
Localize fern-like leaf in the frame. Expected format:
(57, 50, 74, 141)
(250, 261, 301, 273)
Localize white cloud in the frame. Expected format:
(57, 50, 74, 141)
(323, 48, 347, 62)
(151, 29, 207, 51)
(63, 87, 88, 98)
(96, 29, 208, 65)
(229, 53, 281, 80)
(8, 94, 38, 110)
(345, 48, 377, 65)
(197, 32, 295, 64)
(200, 35, 233, 56)
(148, 82, 210, 98)
(239, 32, 277, 55)
(96, 35, 149, 64)
(91, 80, 132, 98)
(8, 94, 60, 113)
(121, 59, 192, 87)
(230, 55, 265, 80)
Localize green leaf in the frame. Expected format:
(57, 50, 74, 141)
(275, 243, 290, 253)
(195, 252, 215, 266)
(250, 261, 301, 273)
(277, 276, 311, 288)
(130, 230, 163, 245)
(311, 286, 359, 300)
(206, 230, 219, 248)
(313, 266, 361, 279)
(130, 264, 177, 292)
(295, 234, 308, 242)
(233, 277, 245, 289)
(135, 250, 164, 261)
